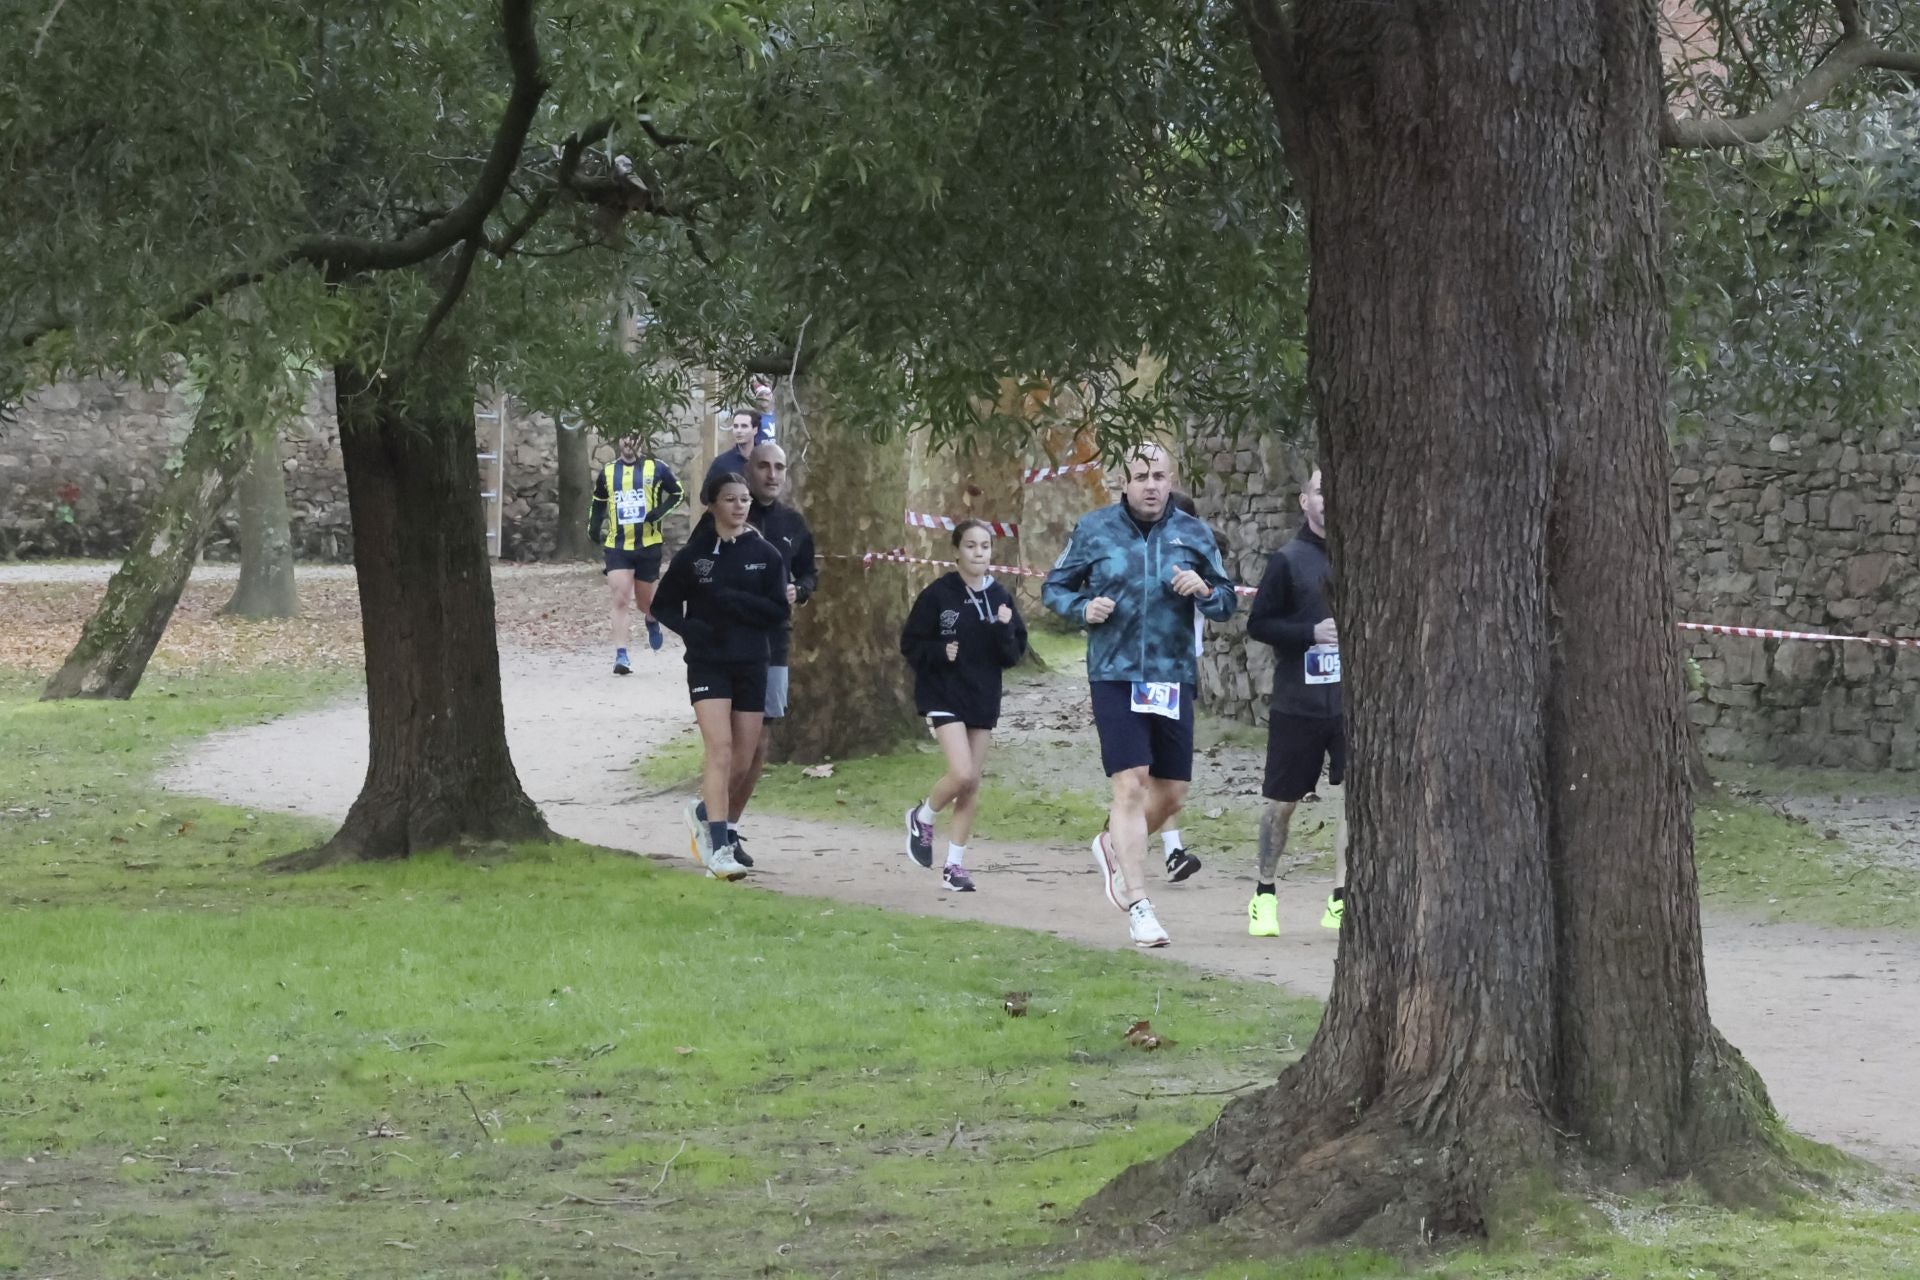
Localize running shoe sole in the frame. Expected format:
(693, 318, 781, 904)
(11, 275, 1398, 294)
(684, 799, 710, 866)
(1091, 833, 1127, 913)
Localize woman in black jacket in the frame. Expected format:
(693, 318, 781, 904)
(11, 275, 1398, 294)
(898, 520, 1028, 891)
(652, 471, 791, 881)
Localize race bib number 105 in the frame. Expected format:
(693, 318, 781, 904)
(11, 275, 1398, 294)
(1305, 644, 1341, 685)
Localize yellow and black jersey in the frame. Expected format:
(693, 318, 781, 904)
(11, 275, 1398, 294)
(589, 458, 684, 550)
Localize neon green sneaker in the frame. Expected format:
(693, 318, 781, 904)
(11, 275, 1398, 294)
(1321, 894, 1344, 930)
(1247, 893, 1280, 938)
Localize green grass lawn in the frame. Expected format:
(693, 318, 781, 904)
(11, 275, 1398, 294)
(4, 668, 1918, 1278)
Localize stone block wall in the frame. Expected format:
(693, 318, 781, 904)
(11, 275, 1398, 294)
(2, 375, 711, 564)
(1672, 419, 1920, 770)
(1181, 418, 1919, 771)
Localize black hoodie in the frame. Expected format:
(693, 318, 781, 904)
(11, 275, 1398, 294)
(651, 526, 791, 666)
(899, 572, 1028, 728)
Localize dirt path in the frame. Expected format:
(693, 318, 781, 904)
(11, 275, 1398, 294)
(160, 644, 1920, 1177)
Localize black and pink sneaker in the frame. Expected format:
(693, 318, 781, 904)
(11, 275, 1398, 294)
(905, 805, 935, 868)
(941, 864, 975, 892)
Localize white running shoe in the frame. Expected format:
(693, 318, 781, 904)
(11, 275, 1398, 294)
(706, 841, 748, 882)
(1091, 831, 1129, 913)
(1127, 899, 1169, 948)
(685, 798, 711, 865)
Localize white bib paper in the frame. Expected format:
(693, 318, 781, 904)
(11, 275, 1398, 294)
(614, 489, 647, 524)
(1130, 681, 1181, 719)
(1305, 644, 1341, 685)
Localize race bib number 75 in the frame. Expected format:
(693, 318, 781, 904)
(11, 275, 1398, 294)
(1305, 644, 1341, 685)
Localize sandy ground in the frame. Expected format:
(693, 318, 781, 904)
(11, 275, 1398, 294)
(154, 641, 1920, 1178)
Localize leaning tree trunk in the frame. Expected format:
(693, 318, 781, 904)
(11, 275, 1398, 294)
(269, 332, 550, 868)
(220, 427, 299, 619)
(1087, 0, 1784, 1244)
(40, 391, 246, 700)
(553, 418, 595, 560)
(768, 372, 917, 763)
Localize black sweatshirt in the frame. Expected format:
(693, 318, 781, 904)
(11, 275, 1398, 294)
(899, 572, 1028, 728)
(693, 499, 817, 665)
(651, 526, 791, 667)
(1245, 524, 1341, 719)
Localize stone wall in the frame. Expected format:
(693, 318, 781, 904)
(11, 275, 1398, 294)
(1182, 419, 1919, 771)
(1672, 419, 1920, 770)
(1, 375, 712, 563)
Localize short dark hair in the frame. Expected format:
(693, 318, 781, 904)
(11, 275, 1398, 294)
(701, 471, 749, 505)
(1168, 490, 1197, 518)
(728, 408, 757, 425)
(950, 518, 991, 548)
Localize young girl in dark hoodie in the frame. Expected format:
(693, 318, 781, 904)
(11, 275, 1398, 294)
(653, 471, 790, 881)
(898, 520, 1028, 891)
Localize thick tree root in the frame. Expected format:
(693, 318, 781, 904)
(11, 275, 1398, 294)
(263, 797, 552, 871)
(1084, 1051, 1822, 1252)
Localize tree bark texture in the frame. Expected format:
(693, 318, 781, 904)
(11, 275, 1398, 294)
(40, 394, 246, 701)
(271, 333, 549, 867)
(1088, 0, 1784, 1243)
(767, 373, 918, 763)
(553, 418, 595, 560)
(220, 427, 300, 619)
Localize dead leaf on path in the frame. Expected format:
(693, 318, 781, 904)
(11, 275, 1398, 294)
(800, 764, 835, 779)
(1123, 1020, 1174, 1051)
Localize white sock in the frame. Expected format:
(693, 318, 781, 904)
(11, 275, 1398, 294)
(915, 801, 935, 824)
(1162, 829, 1183, 856)
(946, 843, 966, 868)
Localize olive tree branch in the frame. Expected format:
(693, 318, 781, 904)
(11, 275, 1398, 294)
(1664, 1, 1920, 148)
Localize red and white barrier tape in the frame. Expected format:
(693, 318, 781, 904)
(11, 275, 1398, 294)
(1679, 622, 1920, 650)
(836, 554, 1916, 641)
(905, 509, 1021, 537)
(1021, 462, 1103, 484)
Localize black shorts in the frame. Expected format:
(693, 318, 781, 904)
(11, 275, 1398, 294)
(603, 545, 663, 581)
(1088, 680, 1195, 782)
(1264, 713, 1345, 802)
(687, 660, 769, 714)
(926, 712, 996, 732)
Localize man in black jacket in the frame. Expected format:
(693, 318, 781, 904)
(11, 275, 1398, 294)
(1244, 466, 1348, 938)
(724, 441, 817, 862)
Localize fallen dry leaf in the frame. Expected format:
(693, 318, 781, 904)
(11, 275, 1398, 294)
(1003, 991, 1030, 1018)
(1122, 1020, 1174, 1051)
(800, 763, 835, 779)
(674, 1045, 695, 1055)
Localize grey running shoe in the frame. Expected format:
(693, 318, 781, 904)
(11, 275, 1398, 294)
(905, 805, 935, 868)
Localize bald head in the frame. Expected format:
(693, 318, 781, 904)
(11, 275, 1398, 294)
(748, 442, 788, 504)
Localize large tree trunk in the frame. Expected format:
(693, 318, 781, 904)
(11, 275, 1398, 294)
(269, 332, 550, 868)
(40, 392, 245, 700)
(220, 427, 300, 619)
(1086, 0, 1784, 1244)
(768, 372, 917, 763)
(553, 419, 595, 560)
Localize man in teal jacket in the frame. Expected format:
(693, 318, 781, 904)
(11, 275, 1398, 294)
(1043, 444, 1237, 949)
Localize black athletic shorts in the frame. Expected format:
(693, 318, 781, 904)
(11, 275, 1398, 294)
(1264, 713, 1345, 803)
(687, 660, 769, 714)
(603, 545, 663, 581)
(926, 712, 996, 732)
(1088, 680, 1195, 782)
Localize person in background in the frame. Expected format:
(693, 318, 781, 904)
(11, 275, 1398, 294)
(589, 431, 683, 674)
(703, 408, 759, 491)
